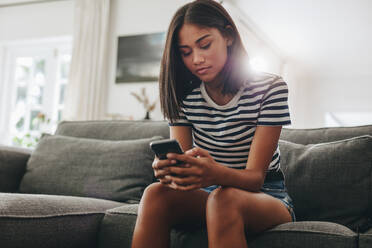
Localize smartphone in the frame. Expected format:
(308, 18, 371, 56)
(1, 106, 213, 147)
(150, 139, 184, 160)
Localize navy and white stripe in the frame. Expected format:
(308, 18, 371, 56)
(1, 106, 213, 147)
(169, 73, 291, 171)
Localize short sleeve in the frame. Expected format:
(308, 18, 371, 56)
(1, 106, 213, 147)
(168, 108, 192, 127)
(257, 78, 291, 126)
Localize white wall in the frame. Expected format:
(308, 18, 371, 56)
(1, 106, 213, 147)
(308, 76, 372, 127)
(0, 1, 74, 41)
(231, 0, 372, 128)
(283, 61, 372, 128)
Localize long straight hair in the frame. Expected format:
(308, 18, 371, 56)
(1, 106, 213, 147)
(159, 0, 251, 123)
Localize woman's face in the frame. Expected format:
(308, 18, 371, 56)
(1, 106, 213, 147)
(178, 23, 231, 85)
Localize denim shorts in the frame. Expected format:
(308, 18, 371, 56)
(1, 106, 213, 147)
(201, 180, 296, 222)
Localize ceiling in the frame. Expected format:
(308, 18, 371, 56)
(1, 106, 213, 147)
(0, 0, 38, 4)
(0, 0, 65, 7)
(230, 0, 372, 77)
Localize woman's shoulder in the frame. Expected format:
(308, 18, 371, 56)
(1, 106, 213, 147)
(182, 84, 203, 102)
(247, 71, 283, 85)
(239, 72, 287, 98)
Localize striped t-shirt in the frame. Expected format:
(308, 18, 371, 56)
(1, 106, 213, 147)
(169, 73, 291, 172)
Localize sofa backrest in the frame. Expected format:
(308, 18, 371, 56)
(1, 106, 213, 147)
(55, 120, 170, 140)
(56, 121, 372, 145)
(280, 124, 372, 144)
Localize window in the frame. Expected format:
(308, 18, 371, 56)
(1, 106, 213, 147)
(0, 37, 71, 148)
(57, 53, 71, 123)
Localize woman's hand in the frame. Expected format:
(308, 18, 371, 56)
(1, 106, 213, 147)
(152, 156, 176, 185)
(162, 147, 220, 191)
(152, 155, 192, 184)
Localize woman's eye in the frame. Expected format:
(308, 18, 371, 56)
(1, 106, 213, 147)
(181, 51, 191, 57)
(201, 43, 211, 49)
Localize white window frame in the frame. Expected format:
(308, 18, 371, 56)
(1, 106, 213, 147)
(0, 36, 72, 146)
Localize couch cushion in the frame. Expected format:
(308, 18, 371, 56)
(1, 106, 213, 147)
(0, 145, 31, 192)
(280, 124, 372, 145)
(249, 221, 357, 248)
(19, 135, 162, 203)
(98, 204, 138, 248)
(55, 120, 170, 140)
(279, 135, 372, 231)
(98, 204, 357, 248)
(0, 193, 124, 248)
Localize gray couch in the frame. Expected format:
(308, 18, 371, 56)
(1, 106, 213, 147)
(1, 120, 372, 248)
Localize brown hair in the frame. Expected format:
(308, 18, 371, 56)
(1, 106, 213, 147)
(159, 0, 251, 122)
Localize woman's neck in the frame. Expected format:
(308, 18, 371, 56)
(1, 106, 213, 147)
(204, 82, 234, 106)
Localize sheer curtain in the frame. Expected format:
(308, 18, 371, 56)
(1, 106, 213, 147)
(63, 0, 111, 121)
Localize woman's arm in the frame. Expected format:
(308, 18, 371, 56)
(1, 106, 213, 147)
(169, 125, 193, 152)
(214, 125, 282, 191)
(165, 125, 282, 192)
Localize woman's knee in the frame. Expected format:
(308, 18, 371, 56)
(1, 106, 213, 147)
(207, 187, 240, 208)
(142, 182, 169, 199)
(206, 187, 243, 219)
(139, 183, 174, 214)
(139, 182, 207, 227)
(141, 182, 176, 205)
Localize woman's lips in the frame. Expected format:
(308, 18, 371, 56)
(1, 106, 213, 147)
(196, 66, 211, 75)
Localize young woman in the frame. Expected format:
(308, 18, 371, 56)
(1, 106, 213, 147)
(131, 1, 295, 247)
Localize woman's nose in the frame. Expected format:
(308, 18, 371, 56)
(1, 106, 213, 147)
(193, 52, 205, 65)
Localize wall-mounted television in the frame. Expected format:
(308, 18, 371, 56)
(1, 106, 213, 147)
(115, 32, 166, 83)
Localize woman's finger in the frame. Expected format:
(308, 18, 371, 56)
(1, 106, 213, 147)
(159, 178, 171, 184)
(167, 166, 201, 177)
(152, 158, 177, 170)
(167, 153, 198, 165)
(185, 147, 198, 156)
(152, 160, 157, 169)
(154, 168, 172, 178)
(167, 181, 202, 191)
(190, 147, 211, 158)
(165, 175, 201, 186)
(154, 169, 163, 179)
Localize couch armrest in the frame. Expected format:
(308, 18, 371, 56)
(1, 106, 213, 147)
(0, 145, 32, 192)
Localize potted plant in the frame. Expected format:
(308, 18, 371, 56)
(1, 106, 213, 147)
(130, 87, 157, 120)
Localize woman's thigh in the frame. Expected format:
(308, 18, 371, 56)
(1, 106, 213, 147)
(207, 187, 292, 233)
(139, 182, 210, 227)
